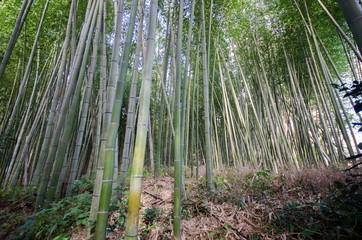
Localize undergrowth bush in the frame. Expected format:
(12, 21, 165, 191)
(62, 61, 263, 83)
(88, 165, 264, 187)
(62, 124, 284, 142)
(106, 192, 128, 236)
(15, 193, 91, 239)
(0, 187, 34, 239)
(72, 174, 94, 194)
(206, 167, 361, 239)
(274, 173, 362, 239)
(0, 187, 34, 202)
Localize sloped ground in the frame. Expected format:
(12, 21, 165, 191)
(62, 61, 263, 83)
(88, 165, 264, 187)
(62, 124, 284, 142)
(72, 165, 362, 240)
(1, 165, 361, 239)
(0, 190, 34, 240)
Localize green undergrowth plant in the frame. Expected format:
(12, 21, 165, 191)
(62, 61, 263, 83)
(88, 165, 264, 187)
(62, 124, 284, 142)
(157, 164, 171, 177)
(196, 173, 243, 209)
(320, 175, 362, 239)
(15, 193, 92, 239)
(182, 198, 201, 219)
(244, 169, 271, 192)
(273, 172, 362, 239)
(143, 207, 162, 226)
(106, 189, 129, 236)
(72, 174, 94, 194)
(0, 186, 34, 202)
(138, 207, 163, 238)
(211, 169, 272, 205)
(0, 187, 34, 239)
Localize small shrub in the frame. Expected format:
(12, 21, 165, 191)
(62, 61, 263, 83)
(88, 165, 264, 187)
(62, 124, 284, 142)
(15, 193, 92, 239)
(272, 173, 362, 239)
(106, 193, 128, 234)
(143, 207, 161, 226)
(320, 177, 362, 239)
(72, 174, 94, 194)
(0, 187, 34, 239)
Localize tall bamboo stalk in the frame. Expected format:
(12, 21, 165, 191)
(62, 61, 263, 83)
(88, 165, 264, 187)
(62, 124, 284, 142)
(201, 0, 213, 191)
(94, 0, 139, 237)
(0, 0, 35, 82)
(88, 0, 125, 230)
(32, 0, 76, 187)
(120, 0, 144, 191)
(173, 0, 184, 237)
(124, 0, 157, 238)
(155, 3, 171, 178)
(34, 0, 98, 211)
(2, 0, 50, 154)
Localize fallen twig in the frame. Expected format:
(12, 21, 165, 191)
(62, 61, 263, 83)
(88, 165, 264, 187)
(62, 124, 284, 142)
(143, 191, 165, 202)
(142, 190, 250, 239)
(344, 161, 362, 171)
(201, 202, 251, 240)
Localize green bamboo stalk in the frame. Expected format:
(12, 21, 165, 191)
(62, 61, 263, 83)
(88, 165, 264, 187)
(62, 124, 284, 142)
(2, 46, 51, 188)
(124, 0, 157, 238)
(112, 137, 119, 202)
(65, 0, 104, 196)
(8, 47, 60, 189)
(148, 115, 154, 172)
(2, 0, 50, 152)
(207, 0, 213, 74)
(231, 38, 274, 167)
(218, 49, 257, 166)
(155, 3, 171, 178)
(94, 0, 140, 238)
(32, 0, 76, 187)
(337, 0, 362, 56)
(190, 74, 196, 177)
(0, 0, 35, 82)
(91, 0, 107, 183)
(196, 84, 199, 178)
(184, 60, 193, 172)
(180, 0, 195, 188)
(201, 0, 213, 191)
(315, 0, 362, 61)
(34, 0, 99, 211)
(0, 59, 20, 130)
(89, 0, 125, 230)
(119, 0, 144, 191)
(28, 106, 47, 185)
(173, 0, 184, 237)
(285, 51, 329, 166)
(44, 0, 102, 206)
(305, 59, 337, 162)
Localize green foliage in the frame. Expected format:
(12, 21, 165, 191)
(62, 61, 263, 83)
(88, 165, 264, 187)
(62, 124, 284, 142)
(0, 0, 71, 115)
(15, 193, 91, 239)
(273, 174, 362, 239)
(275, 200, 319, 237)
(181, 198, 199, 219)
(0, 187, 34, 239)
(0, 186, 34, 202)
(244, 169, 271, 191)
(138, 207, 162, 236)
(156, 164, 170, 177)
(321, 178, 362, 239)
(106, 195, 128, 236)
(71, 174, 94, 194)
(241, 169, 273, 202)
(143, 207, 161, 226)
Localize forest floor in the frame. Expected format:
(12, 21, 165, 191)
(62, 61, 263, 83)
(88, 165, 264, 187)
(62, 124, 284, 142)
(1, 165, 361, 240)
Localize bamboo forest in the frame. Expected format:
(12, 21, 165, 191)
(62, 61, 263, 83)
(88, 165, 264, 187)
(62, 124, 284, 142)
(1, 0, 362, 239)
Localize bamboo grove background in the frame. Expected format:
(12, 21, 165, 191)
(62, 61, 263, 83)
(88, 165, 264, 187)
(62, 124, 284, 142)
(0, 0, 362, 238)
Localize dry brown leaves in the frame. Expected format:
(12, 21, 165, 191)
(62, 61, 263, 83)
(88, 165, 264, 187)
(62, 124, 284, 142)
(70, 166, 356, 239)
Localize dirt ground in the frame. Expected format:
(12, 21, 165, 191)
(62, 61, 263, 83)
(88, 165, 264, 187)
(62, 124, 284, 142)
(71, 165, 360, 240)
(1, 165, 360, 240)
